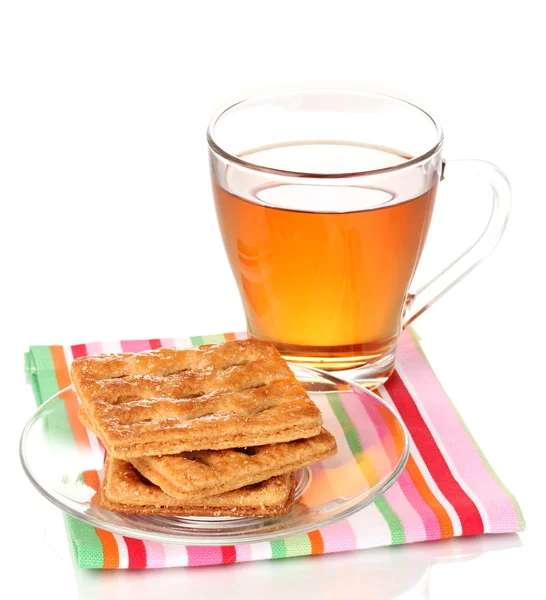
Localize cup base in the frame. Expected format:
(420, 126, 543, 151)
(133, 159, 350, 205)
(281, 347, 396, 390)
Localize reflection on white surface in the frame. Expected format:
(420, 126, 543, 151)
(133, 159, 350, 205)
(61, 526, 522, 600)
(42, 506, 525, 600)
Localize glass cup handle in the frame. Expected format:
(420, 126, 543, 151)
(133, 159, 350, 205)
(404, 159, 511, 327)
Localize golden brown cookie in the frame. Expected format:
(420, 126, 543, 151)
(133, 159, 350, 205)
(100, 456, 296, 517)
(128, 428, 336, 500)
(71, 338, 322, 459)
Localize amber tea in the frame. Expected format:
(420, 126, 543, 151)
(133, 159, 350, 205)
(214, 142, 437, 371)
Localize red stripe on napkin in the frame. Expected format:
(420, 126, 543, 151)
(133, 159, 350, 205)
(124, 538, 147, 568)
(386, 371, 484, 536)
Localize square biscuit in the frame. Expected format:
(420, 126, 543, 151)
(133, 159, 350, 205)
(128, 428, 337, 500)
(100, 456, 296, 518)
(71, 338, 323, 459)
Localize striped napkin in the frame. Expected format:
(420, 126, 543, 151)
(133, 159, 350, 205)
(24, 330, 524, 569)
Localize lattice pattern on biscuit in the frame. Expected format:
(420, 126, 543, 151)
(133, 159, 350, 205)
(71, 338, 323, 458)
(72, 339, 281, 385)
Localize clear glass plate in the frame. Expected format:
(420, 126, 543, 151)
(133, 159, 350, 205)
(20, 365, 409, 545)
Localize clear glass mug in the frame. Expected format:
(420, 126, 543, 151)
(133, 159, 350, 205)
(207, 90, 510, 388)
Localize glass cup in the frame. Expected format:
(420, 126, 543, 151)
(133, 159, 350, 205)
(207, 89, 510, 388)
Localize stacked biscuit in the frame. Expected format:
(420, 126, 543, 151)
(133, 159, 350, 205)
(70, 338, 337, 517)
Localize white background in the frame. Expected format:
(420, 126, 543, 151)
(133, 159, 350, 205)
(1, 1, 544, 598)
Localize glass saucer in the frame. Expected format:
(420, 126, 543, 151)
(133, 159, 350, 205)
(20, 365, 409, 545)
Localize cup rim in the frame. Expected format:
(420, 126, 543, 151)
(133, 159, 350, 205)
(207, 88, 444, 179)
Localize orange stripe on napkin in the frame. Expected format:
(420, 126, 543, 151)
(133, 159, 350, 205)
(405, 455, 454, 538)
(50, 346, 100, 492)
(308, 530, 324, 554)
(95, 529, 120, 568)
